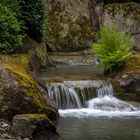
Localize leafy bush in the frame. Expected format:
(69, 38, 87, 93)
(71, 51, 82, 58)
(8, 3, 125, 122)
(0, 4, 23, 54)
(18, 0, 45, 42)
(0, 0, 46, 43)
(0, 0, 20, 14)
(92, 25, 132, 73)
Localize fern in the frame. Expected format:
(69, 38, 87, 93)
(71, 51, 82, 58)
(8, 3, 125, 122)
(92, 25, 132, 73)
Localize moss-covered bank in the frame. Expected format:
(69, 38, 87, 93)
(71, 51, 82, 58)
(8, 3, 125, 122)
(110, 54, 140, 102)
(0, 54, 58, 122)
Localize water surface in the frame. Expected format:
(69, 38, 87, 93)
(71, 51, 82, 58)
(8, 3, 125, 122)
(58, 114, 140, 140)
(38, 65, 103, 80)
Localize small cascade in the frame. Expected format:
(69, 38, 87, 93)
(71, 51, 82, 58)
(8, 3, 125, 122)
(47, 80, 105, 109)
(47, 80, 139, 112)
(87, 83, 137, 111)
(47, 83, 82, 109)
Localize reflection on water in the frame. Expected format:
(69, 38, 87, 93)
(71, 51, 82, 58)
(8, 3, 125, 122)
(38, 65, 103, 80)
(58, 116, 140, 140)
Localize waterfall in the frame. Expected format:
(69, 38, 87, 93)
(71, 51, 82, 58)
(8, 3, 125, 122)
(47, 80, 107, 109)
(47, 80, 138, 112)
(47, 83, 82, 109)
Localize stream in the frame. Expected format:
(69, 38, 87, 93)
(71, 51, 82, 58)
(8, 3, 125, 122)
(58, 116, 140, 140)
(38, 64, 140, 140)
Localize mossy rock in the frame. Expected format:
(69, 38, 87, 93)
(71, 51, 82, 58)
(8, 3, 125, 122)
(45, 0, 94, 52)
(104, 2, 140, 19)
(0, 54, 58, 121)
(111, 54, 140, 102)
(12, 114, 59, 139)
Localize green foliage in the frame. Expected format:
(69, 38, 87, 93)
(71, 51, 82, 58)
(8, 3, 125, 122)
(0, 0, 47, 54)
(18, 0, 45, 42)
(0, 4, 23, 54)
(0, 0, 46, 43)
(92, 25, 132, 73)
(0, 0, 20, 14)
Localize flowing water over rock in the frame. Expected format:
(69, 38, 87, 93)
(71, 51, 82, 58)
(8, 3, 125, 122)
(36, 58, 140, 140)
(44, 76, 140, 140)
(46, 80, 140, 140)
(47, 80, 139, 112)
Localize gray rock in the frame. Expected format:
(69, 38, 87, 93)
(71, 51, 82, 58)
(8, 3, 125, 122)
(0, 119, 10, 133)
(23, 138, 30, 140)
(1, 134, 12, 139)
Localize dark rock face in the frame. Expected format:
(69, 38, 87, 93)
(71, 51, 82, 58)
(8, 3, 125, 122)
(104, 0, 140, 4)
(124, 77, 140, 93)
(12, 114, 59, 140)
(89, 0, 100, 33)
(111, 75, 140, 102)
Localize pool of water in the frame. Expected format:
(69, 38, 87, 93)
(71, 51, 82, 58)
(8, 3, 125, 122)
(38, 65, 103, 80)
(58, 113, 140, 140)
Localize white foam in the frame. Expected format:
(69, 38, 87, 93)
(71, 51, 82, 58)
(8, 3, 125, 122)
(87, 96, 137, 111)
(59, 108, 140, 118)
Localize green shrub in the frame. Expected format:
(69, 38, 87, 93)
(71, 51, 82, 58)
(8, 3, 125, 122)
(0, 0, 20, 14)
(18, 0, 45, 42)
(92, 25, 132, 73)
(0, 4, 23, 54)
(0, 0, 46, 43)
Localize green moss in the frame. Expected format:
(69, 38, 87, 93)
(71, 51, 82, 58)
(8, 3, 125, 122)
(105, 2, 140, 19)
(21, 114, 47, 119)
(110, 54, 140, 102)
(43, 76, 104, 84)
(75, 87, 97, 104)
(117, 54, 140, 76)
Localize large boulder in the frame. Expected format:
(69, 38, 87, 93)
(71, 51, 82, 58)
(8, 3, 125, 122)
(0, 54, 58, 122)
(45, 0, 98, 52)
(12, 114, 59, 140)
(101, 2, 140, 52)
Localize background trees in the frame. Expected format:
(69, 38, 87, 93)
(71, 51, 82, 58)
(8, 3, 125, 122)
(0, 0, 45, 54)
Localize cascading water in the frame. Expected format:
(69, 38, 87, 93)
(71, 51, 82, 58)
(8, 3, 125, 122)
(87, 82, 137, 111)
(47, 83, 82, 109)
(47, 80, 138, 113)
(42, 66, 140, 140)
(47, 80, 108, 109)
